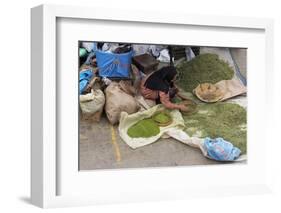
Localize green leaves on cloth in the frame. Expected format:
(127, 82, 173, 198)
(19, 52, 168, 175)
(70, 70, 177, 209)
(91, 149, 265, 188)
(183, 102, 247, 154)
(152, 112, 171, 124)
(127, 118, 160, 138)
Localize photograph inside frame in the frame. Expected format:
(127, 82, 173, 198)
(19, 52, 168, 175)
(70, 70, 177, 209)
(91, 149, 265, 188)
(78, 42, 247, 170)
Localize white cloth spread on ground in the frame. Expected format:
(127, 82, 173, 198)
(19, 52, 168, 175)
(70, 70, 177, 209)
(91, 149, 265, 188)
(118, 104, 247, 162)
(119, 105, 185, 149)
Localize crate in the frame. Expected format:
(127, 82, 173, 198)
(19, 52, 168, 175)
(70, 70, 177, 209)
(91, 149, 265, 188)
(171, 47, 186, 60)
(132, 54, 159, 74)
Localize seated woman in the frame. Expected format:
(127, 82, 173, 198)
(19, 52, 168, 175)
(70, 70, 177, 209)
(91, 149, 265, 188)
(140, 66, 188, 111)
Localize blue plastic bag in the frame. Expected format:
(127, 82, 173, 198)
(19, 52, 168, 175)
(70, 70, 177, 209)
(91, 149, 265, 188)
(203, 137, 241, 161)
(79, 70, 93, 94)
(96, 50, 133, 78)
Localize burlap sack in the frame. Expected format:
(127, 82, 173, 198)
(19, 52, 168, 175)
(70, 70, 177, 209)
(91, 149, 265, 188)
(135, 95, 156, 111)
(80, 89, 105, 122)
(216, 78, 247, 101)
(119, 80, 136, 96)
(105, 82, 140, 124)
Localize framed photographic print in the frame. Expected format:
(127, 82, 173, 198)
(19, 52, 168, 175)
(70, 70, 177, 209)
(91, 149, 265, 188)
(31, 4, 274, 208)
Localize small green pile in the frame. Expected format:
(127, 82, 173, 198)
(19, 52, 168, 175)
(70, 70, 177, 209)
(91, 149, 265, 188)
(127, 118, 160, 138)
(152, 112, 171, 124)
(176, 53, 234, 92)
(172, 96, 182, 103)
(181, 102, 198, 116)
(183, 103, 247, 154)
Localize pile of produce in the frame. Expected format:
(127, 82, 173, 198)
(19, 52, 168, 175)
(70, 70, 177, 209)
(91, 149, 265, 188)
(152, 111, 172, 126)
(183, 103, 247, 154)
(176, 53, 234, 92)
(180, 100, 198, 116)
(171, 97, 198, 115)
(127, 111, 173, 138)
(127, 118, 160, 138)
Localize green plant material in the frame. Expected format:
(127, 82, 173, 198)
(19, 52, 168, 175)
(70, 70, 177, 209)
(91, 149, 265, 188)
(152, 112, 171, 124)
(127, 118, 160, 138)
(176, 53, 234, 92)
(171, 96, 182, 103)
(181, 100, 198, 116)
(183, 103, 247, 154)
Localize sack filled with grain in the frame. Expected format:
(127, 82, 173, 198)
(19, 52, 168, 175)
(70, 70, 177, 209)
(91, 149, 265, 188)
(105, 82, 140, 124)
(80, 89, 105, 122)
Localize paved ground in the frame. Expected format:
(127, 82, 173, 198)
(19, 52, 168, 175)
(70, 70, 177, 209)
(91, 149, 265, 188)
(230, 48, 247, 79)
(79, 47, 247, 171)
(79, 116, 223, 170)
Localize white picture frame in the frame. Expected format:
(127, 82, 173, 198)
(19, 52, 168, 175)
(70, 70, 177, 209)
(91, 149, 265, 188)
(31, 4, 274, 208)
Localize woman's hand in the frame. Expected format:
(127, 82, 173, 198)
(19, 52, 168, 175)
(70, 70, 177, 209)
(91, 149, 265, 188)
(178, 104, 189, 112)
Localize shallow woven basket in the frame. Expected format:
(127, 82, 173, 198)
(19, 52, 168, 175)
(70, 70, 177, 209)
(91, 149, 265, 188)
(152, 111, 173, 127)
(193, 83, 224, 103)
(180, 99, 198, 116)
(157, 120, 173, 127)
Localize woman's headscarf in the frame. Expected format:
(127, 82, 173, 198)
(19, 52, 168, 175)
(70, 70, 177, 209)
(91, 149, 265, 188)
(144, 66, 177, 93)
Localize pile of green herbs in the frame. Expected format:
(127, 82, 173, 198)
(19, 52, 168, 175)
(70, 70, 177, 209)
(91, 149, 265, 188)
(152, 112, 171, 124)
(183, 102, 247, 154)
(127, 118, 160, 138)
(176, 53, 234, 92)
(127, 111, 173, 138)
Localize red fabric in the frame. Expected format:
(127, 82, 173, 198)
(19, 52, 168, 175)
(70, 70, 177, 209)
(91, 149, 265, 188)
(140, 77, 181, 110)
